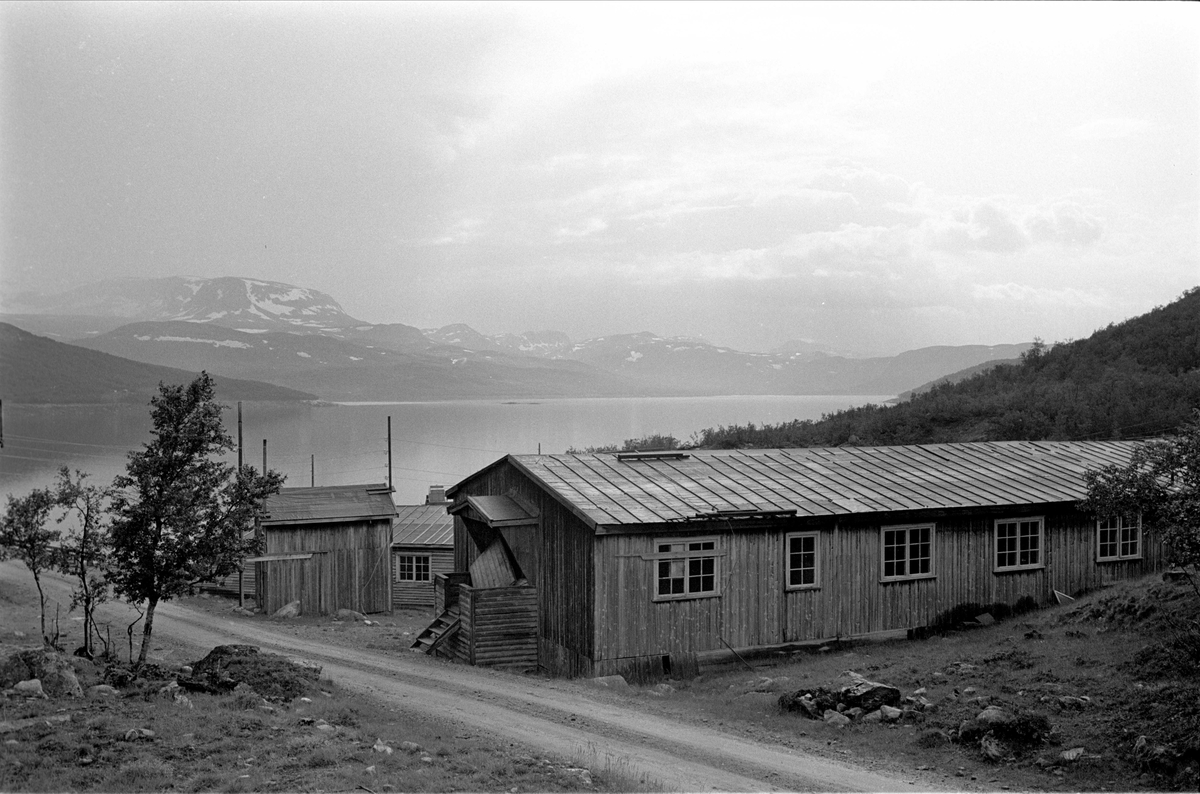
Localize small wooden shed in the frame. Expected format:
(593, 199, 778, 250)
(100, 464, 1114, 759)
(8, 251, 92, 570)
(253, 483, 396, 616)
(392, 486, 455, 609)
(426, 440, 1164, 678)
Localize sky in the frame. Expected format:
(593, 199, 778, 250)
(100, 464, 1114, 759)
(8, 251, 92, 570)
(1, 2, 1197, 355)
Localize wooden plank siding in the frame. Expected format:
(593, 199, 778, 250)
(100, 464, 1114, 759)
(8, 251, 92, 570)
(451, 462, 594, 676)
(262, 518, 392, 614)
(392, 546, 454, 609)
(458, 583, 538, 668)
(589, 504, 1164, 673)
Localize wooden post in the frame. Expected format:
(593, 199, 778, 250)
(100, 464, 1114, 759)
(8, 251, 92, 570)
(238, 566, 244, 609)
(311, 454, 315, 487)
(262, 439, 267, 473)
(237, 402, 243, 469)
(387, 416, 393, 492)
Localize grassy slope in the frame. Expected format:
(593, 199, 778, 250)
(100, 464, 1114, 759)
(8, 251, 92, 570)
(0, 323, 317, 404)
(693, 287, 1200, 448)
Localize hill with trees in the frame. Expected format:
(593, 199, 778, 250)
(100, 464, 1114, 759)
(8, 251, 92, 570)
(694, 288, 1200, 448)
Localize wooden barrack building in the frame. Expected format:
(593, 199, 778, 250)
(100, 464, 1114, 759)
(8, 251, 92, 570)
(418, 440, 1163, 678)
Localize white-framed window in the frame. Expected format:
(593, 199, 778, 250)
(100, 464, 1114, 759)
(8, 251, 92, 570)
(786, 531, 820, 590)
(881, 524, 935, 582)
(994, 517, 1044, 572)
(1097, 515, 1142, 562)
(396, 554, 431, 582)
(654, 537, 719, 600)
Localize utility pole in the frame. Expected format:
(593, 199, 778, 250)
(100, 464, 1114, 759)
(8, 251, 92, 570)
(237, 402, 243, 469)
(387, 416, 393, 492)
(262, 439, 267, 474)
(311, 454, 315, 487)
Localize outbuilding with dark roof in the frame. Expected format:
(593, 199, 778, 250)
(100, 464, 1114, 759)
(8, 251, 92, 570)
(252, 483, 396, 616)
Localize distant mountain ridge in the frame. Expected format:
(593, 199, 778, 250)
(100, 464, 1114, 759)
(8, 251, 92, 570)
(0, 322, 316, 404)
(4, 275, 1032, 402)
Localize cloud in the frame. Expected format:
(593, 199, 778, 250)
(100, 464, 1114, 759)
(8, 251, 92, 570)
(1064, 118, 1155, 141)
(971, 283, 1108, 308)
(925, 198, 1103, 253)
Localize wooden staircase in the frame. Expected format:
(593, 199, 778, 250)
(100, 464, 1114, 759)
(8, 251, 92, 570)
(411, 610, 460, 657)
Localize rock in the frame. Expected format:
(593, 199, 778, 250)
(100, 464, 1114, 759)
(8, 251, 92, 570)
(373, 738, 394, 754)
(976, 706, 1016, 729)
(652, 683, 675, 696)
(1057, 696, 1090, 710)
(976, 613, 996, 626)
(273, 601, 301, 619)
(88, 684, 119, 698)
(592, 675, 628, 689)
(179, 666, 192, 676)
(845, 707, 864, 720)
(232, 607, 255, 617)
(400, 741, 423, 753)
(861, 709, 883, 723)
(287, 657, 323, 678)
(13, 679, 46, 698)
(365, 765, 376, 775)
(1133, 736, 1178, 774)
(122, 727, 155, 741)
(335, 608, 366, 622)
(1060, 747, 1085, 762)
(315, 723, 335, 733)
(913, 687, 927, 696)
(880, 705, 902, 722)
(980, 732, 1009, 761)
(1, 649, 83, 698)
(916, 728, 950, 747)
(824, 709, 851, 727)
(421, 755, 433, 763)
(838, 677, 901, 712)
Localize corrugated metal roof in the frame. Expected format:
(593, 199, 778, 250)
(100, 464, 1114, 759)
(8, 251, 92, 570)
(392, 503, 454, 547)
(261, 483, 396, 526)
(500, 440, 1138, 529)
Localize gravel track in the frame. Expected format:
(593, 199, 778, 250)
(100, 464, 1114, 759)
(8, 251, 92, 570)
(4, 563, 926, 792)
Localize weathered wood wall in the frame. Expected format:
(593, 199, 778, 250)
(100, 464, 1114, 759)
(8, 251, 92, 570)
(591, 503, 1165, 673)
(391, 546, 454, 609)
(451, 462, 595, 676)
(263, 519, 392, 614)
(257, 556, 324, 616)
(458, 583, 538, 668)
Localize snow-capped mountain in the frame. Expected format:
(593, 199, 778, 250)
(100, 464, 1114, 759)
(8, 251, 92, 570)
(421, 324, 573, 358)
(6, 276, 361, 333)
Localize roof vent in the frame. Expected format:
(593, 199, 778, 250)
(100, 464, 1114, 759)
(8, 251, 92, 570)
(681, 508, 798, 521)
(616, 451, 690, 462)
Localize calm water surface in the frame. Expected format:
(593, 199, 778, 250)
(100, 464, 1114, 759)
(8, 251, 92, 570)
(1, 395, 889, 505)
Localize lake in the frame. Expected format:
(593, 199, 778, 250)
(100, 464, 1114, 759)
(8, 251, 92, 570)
(1, 395, 889, 505)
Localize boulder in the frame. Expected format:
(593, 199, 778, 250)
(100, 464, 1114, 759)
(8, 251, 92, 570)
(976, 705, 1016, 729)
(880, 705, 902, 722)
(0, 649, 83, 698)
(336, 608, 366, 622)
(861, 709, 883, 723)
(13, 679, 46, 698)
(273, 601, 301, 619)
(838, 676, 901, 712)
(975, 612, 996, 626)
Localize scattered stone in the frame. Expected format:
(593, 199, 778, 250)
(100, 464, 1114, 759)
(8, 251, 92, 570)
(315, 723, 336, 733)
(592, 674, 629, 689)
(365, 765, 377, 775)
(844, 707, 864, 720)
(272, 601, 301, 619)
(913, 687, 927, 696)
(12, 631, 25, 638)
(824, 709, 851, 727)
(861, 709, 883, 723)
(976, 613, 996, 626)
(88, 684, 118, 698)
(13, 679, 47, 699)
(981, 732, 1009, 762)
(880, 705, 902, 722)
(400, 741, 423, 753)
(122, 727, 155, 741)
(963, 687, 978, 695)
(299, 696, 312, 703)
(232, 607, 255, 617)
(335, 608, 366, 622)
(1057, 696, 1091, 710)
(421, 755, 433, 763)
(1060, 747, 1086, 762)
(652, 683, 675, 696)
(976, 705, 1016, 730)
(373, 738, 394, 754)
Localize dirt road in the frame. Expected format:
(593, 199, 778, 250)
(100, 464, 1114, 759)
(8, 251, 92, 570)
(4, 563, 925, 792)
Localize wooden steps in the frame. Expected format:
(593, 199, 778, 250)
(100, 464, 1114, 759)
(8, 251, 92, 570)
(412, 610, 460, 656)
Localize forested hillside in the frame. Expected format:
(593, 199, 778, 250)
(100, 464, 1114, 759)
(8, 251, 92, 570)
(695, 288, 1200, 448)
